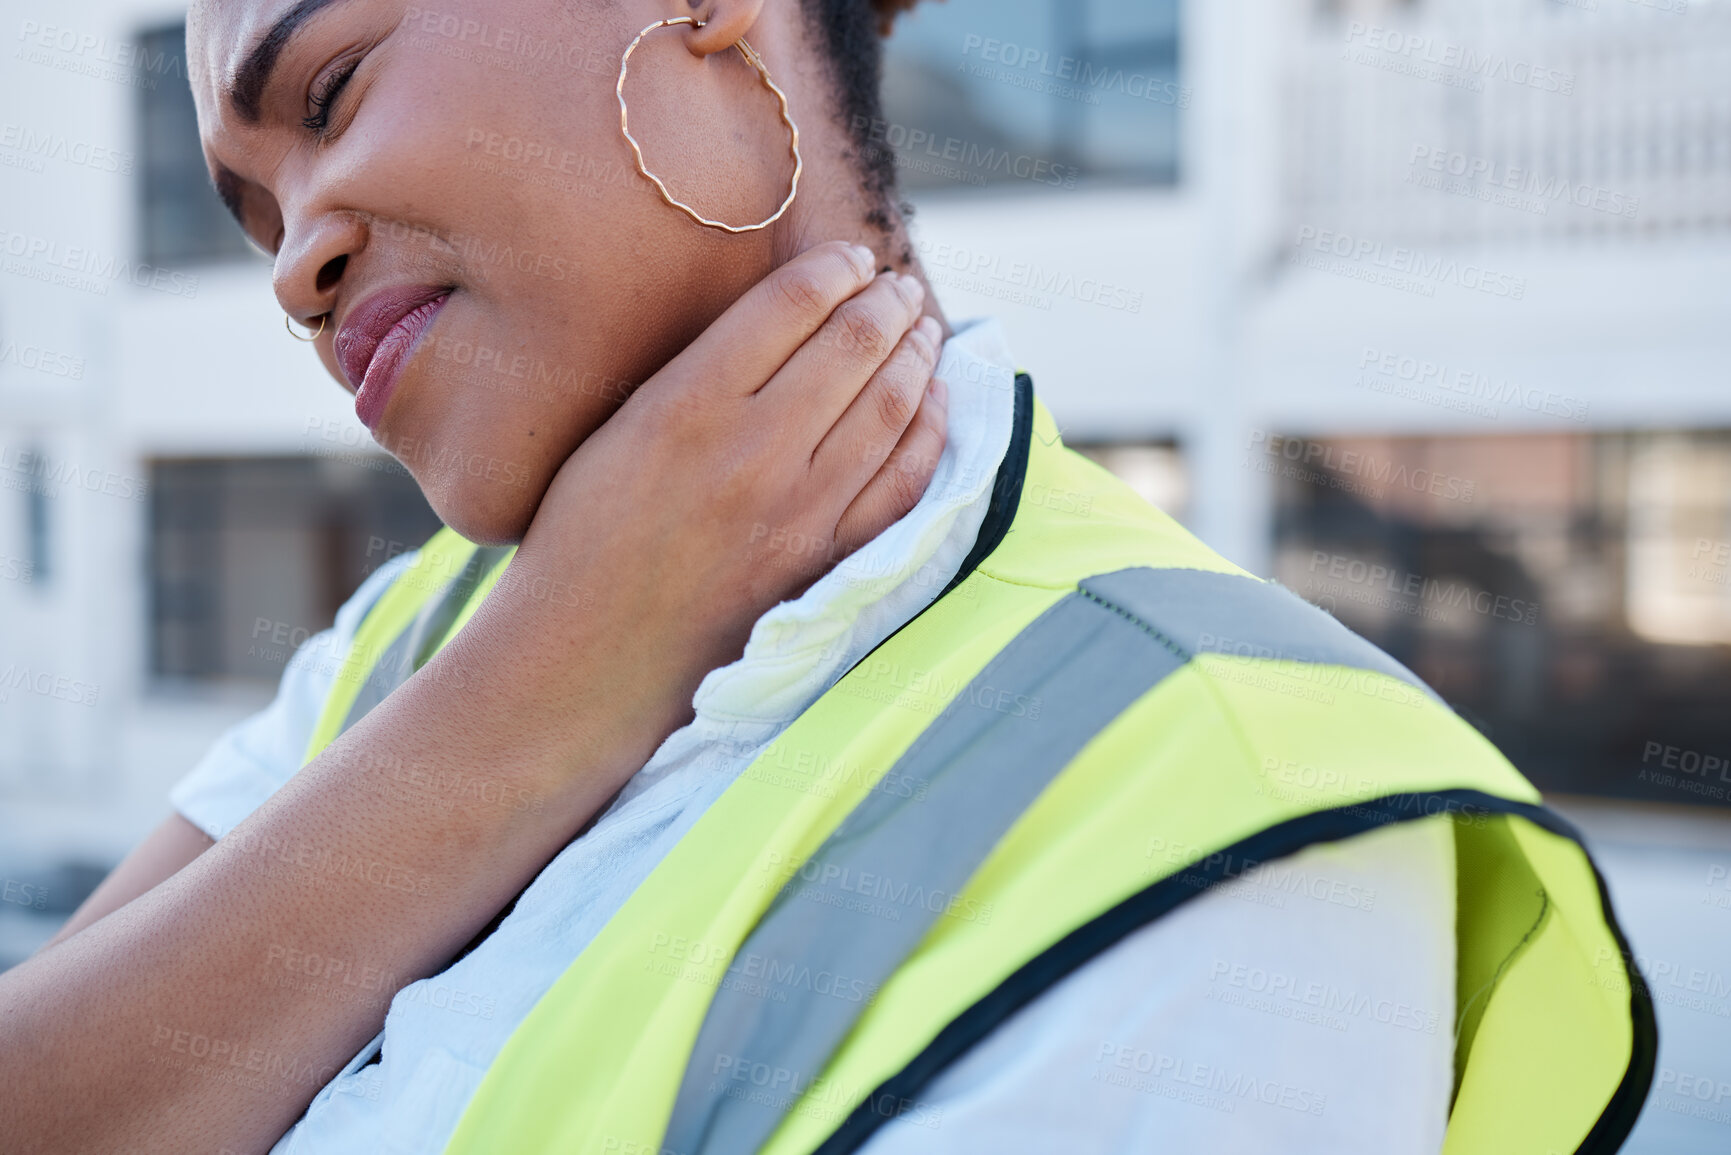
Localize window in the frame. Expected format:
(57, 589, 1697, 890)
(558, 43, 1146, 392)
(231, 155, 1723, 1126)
(879, 0, 1183, 193)
(135, 22, 257, 266)
(149, 457, 443, 682)
(1267, 430, 1731, 807)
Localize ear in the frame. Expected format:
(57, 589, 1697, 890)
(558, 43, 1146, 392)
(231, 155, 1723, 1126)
(681, 0, 767, 57)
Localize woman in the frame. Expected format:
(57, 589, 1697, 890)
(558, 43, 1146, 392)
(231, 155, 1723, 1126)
(0, 1, 1651, 1153)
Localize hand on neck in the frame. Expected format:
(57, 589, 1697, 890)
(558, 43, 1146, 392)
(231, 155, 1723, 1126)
(763, 142, 950, 339)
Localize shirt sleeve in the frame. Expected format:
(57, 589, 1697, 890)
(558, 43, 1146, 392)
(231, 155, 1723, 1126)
(168, 552, 419, 841)
(856, 818, 1457, 1155)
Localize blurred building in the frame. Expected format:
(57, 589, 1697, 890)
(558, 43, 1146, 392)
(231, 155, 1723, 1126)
(4, 1, 1730, 1147)
(888, 0, 1731, 807)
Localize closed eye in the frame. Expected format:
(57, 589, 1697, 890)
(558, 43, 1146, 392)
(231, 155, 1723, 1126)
(302, 54, 362, 135)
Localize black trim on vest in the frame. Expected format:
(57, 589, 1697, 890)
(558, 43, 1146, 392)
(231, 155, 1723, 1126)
(812, 789, 1657, 1155)
(936, 371, 1033, 602)
(1568, 812, 1660, 1155)
(846, 372, 1034, 684)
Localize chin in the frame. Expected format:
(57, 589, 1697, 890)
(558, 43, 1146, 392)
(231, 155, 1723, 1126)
(415, 466, 546, 547)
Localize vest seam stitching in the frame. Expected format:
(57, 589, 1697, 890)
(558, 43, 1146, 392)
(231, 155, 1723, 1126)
(1075, 575, 1443, 807)
(1073, 584, 1270, 814)
(1076, 586, 1192, 666)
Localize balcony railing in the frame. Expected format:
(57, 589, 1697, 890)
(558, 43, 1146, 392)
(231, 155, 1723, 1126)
(1283, 3, 1731, 245)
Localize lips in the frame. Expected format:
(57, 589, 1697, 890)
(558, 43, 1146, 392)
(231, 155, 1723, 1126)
(334, 285, 450, 430)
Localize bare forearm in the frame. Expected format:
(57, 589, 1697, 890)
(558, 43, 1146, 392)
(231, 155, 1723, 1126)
(38, 813, 215, 954)
(0, 590, 687, 1154)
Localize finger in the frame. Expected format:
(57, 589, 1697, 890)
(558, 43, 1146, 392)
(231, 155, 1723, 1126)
(832, 374, 949, 556)
(759, 271, 927, 443)
(662, 241, 878, 397)
(811, 313, 940, 482)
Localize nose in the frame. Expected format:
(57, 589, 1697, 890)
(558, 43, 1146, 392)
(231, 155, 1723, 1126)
(274, 209, 368, 329)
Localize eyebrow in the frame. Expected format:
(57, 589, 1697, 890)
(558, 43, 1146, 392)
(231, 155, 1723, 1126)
(226, 0, 348, 122)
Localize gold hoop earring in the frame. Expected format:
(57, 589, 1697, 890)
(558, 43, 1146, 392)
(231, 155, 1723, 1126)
(617, 16, 802, 234)
(286, 314, 326, 341)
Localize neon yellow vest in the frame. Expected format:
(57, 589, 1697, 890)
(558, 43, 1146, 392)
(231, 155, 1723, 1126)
(306, 378, 1654, 1155)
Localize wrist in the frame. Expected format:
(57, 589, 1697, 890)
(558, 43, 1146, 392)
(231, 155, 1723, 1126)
(408, 570, 702, 810)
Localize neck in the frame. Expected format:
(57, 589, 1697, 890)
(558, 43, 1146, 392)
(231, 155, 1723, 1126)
(769, 163, 950, 338)
(754, 27, 949, 338)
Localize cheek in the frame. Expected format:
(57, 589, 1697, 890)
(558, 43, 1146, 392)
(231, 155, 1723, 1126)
(338, 1, 776, 538)
(356, 24, 679, 368)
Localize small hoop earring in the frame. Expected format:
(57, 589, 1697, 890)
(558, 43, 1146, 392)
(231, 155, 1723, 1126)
(286, 314, 326, 341)
(617, 16, 802, 234)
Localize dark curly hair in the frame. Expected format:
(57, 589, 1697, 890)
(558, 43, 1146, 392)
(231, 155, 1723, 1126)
(800, 0, 934, 237)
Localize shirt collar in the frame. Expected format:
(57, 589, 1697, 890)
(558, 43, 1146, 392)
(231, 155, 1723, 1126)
(688, 318, 1020, 729)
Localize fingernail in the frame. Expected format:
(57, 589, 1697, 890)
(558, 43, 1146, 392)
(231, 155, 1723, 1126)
(930, 376, 948, 406)
(918, 316, 943, 347)
(850, 244, 876, 275)
(896, 275, 925, 305)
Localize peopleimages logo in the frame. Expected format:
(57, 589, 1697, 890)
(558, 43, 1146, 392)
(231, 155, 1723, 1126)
(1356, 346, 1590, 424)
(1638, 740, 1731, 804)
(381, 219, 570, 284)
(399, 7, 613, 76)
(1092, 1043, 1328, 1116)
(0, 445, 148, 502)
(959, 34, 1191, 109)
(1291, 226, 1526, 300)
(1245, 431, 1477, 504)
(1305, 551, 1540, 628)
(0, 228, 199, 298)
(1343, 23, 1576, 95)
(14, 20, 191, 87)
(1407, 145, 1639, 220)
(1, 878, 48, 910)
(914, 238, 1144, 314)
(851, 116, 1079, 190)
(0, 122, 133, 175)
(0, 338, 85, 380)
(0, 665, 100, 708)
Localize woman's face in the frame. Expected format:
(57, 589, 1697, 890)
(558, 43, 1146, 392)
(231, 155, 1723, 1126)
(188, 0, 819, 543)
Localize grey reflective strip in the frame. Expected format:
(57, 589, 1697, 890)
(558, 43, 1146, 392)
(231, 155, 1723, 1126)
(1081, 567, 1436, 699)
(335, 546, 513, 739)
(663, 567, 1440, 1154)
(662, 592, 1185, 1155)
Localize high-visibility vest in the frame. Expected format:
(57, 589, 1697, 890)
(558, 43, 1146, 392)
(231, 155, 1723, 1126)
(306, 377, 1654, 1155)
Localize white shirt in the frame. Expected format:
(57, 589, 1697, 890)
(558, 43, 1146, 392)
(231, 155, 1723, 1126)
(170, 319, 1453, 1155)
